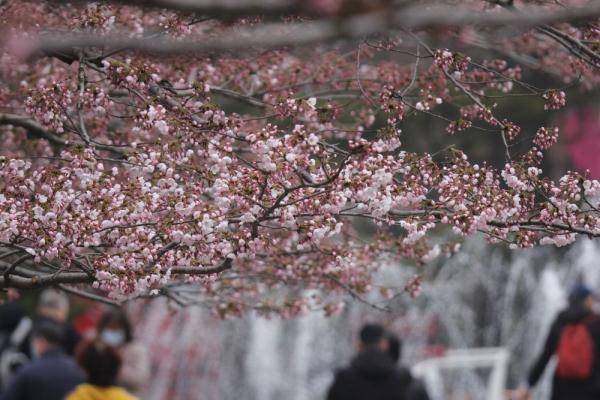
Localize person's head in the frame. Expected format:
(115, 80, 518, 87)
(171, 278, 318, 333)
(31, 319, 64, 357)
(97, 308, 132, 347)
(37, 289, 69, 322)
(569, 284, 596, 311)
(76, 340, 122, 387)
(387, 333, 402, 363)
(358, 323, 388, 352)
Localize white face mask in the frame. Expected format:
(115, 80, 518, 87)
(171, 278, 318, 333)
(101, 329, 126, 346)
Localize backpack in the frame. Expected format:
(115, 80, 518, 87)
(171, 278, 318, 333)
(0, 317, 32, 390)
(556, 316, 595, 379)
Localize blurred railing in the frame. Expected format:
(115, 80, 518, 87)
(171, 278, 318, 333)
(412, 347, 510, 400)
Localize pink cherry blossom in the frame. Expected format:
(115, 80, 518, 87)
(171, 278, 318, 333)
(0, 0, 598, 315)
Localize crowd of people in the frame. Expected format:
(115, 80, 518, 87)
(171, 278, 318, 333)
(330, 284, 600, 400)
(3, 285, 600, 399)
(0, 290, 149, 400)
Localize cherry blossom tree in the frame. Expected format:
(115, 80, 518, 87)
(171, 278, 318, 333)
(0, 0, 599, 315)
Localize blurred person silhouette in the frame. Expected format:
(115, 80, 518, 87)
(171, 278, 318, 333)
(0, 302, 31, 392)
(0, 319, 84, 400)
(2, 290, 82, 392)
(35, 289, 81, 355)
(516, 284, 600, 400)
(387, 333, 431, 400)
(327, 323, 411, 400)
(96, 309, 149, 395)
(0, 302, 27, 346)
(73, 302, 104, 340)
(67, 339, 137, 400)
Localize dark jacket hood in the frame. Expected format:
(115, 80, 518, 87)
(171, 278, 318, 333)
(0, 302, 25, 332)
(350, 350, 397, 380)
(559, 304, 592, 325)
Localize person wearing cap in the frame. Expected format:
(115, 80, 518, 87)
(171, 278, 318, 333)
(517, 284, 600, 400)
(0, 320, 85, 400)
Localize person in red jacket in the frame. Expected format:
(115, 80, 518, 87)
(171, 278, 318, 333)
(519, 285, 600, 400)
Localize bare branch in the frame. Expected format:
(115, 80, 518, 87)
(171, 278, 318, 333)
(401, 2, 600, 29)
(31, 3, 600, 57)
(0, 271, 92, 289)
(0, 114, 69, 146)
(170, 258, 233, 275)
(0, 114, 128, 155)
(72, 0, 308, 18)
(326, 274, 390, 313)
(2, 254, 33, 283)
(58, 284, 121, 306)
(537, 25, 600, 68)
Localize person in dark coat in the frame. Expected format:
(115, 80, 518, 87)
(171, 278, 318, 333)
(523, 284, 600, 400)
(327, 324, 411, 400)
(387, 334, 430, 400)
(0, 303, 25, 335)
(0, 302, 31, 391)
(0, 291, 80, 392)
(0, 320, 85, 400)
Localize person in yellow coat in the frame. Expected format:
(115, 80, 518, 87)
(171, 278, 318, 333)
(66, 340, 138, 400)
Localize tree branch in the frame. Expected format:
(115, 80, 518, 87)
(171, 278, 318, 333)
(0, 114, 68, 146)
(0, 114, 128, 155)
(30, 3, 600, 58)
(2, 254, 33, 283)
(170, 257, 233, 275)
(58, 284, 121, 306)
(0, 271, 93, 289)
(72, 0, 308, 18)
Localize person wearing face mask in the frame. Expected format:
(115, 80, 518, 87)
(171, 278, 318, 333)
(96, 309, 150, 396)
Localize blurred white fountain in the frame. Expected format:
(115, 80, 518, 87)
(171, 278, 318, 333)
(130, 237, 600, 400)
